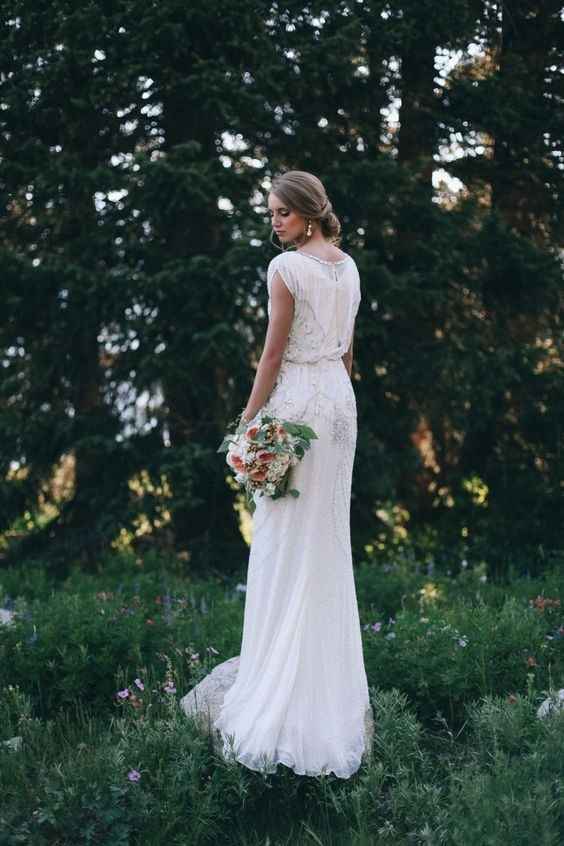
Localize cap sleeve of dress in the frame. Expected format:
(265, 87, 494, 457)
(352, 261, 361, 317)
(267, 253, 297, 300)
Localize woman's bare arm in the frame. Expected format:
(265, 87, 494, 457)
(342, 324, 355, 377)
(242, 271, 294, 422)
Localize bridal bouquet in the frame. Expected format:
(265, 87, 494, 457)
(217, 412, 318, 514)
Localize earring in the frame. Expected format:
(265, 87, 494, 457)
(305, 219, 313, 238)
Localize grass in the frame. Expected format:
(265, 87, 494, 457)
(1, 547, 564, 844)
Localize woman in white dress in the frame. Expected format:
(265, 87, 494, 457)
(214, 170, 371, 778)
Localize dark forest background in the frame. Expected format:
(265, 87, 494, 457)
(0, 0, 562, 578)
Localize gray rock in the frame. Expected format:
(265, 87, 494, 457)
(537, 689, 564, 719)
(180, 655, 374, 764)
(1, 736, 22, 752)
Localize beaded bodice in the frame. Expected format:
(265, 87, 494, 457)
(262, 250, 361, 437)
(266, 250, 361, 365)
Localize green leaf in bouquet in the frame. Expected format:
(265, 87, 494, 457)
(281, 421, 304, 436)
(293, 437, 312, 453)
(217, 436, 234, 453)
(281, 420, 318, 441)
(246, 495, 256, 515)
(296, 424, 318, 440)
(288, 489, 300, 498)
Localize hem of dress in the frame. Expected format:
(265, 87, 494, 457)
(214, 701, 370, 780)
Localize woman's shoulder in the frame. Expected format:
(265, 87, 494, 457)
(274, 248, 353, 263)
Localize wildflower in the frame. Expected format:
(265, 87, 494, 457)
(189, 652, 200, 663)
(134, 678, 145, 691)
(145, 619, 155, 625)
(457, 638, 468, 647)
(388, 617, 396, 625)
(371, 622, 382, 632)
(163, 682, 176, 694)
(531, 596, 560, 613)
(96, 591, 114, 601)
(385, 632, 396, 640)
(117, 688, 130, 699)
(461, 559, 468, 569)
(419, 582, 441, 603)
(127, 769, 141, 782)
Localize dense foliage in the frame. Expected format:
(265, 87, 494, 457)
(0, 1, 562, 575)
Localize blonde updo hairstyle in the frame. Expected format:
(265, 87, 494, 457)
(270, 170, 342, 248)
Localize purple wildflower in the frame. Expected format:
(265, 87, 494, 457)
(117, 688, 130, 699)
(127, 769, 141, 782)
(134, 678, 145, 691)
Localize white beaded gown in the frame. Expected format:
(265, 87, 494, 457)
(213, 249, 370, 778)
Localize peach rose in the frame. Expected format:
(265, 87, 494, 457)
(227, 452, 246, 472)
(249, 468, 268, 481)
(256, 450, 276, 462)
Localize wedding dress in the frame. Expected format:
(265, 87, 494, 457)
(213, 249, 370, 778)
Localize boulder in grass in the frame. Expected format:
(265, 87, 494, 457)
(537, 689, 564, 719)
(1, 736, 22, 752)
(179, 655, 375, 763)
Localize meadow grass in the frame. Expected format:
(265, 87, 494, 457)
(1, 548, 564, 844)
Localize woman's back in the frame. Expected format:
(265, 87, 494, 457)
(266, 250, 361, 365)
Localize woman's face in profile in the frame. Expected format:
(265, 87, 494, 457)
(268, 192, 304, 244)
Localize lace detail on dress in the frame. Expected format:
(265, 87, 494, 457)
(284, 299, 327, 362)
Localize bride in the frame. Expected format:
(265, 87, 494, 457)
(213, 170, 371, 778)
